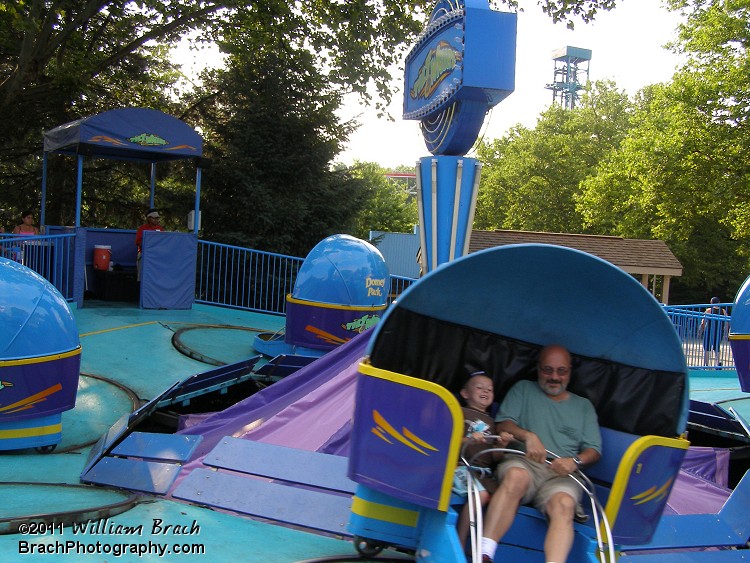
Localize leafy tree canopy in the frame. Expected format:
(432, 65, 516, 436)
(474, 1, 750, 302)
(347, 161, 418, 240)
(0, 0, 630, 234)
(577, 0, 750, 301)
(475, 80, 632, 233)
(186, 29, 367, 256)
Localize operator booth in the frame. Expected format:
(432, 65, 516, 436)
(41, 108, 208, 309)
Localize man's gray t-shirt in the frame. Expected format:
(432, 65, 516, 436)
(495, 380, 601, 458)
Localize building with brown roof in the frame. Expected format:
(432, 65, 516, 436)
(469, 230, 682, 304)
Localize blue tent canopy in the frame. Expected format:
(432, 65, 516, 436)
(43, 108, 202, 162)
(41, 108, 206, 229)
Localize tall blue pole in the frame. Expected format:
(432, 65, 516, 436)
(150, 162, 156, 208)
(41, 152, 48, 229)
(75, 155, 83, 227)
(403, 0, 516, 275)
(193, 167, 202, 234)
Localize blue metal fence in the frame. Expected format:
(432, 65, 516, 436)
(194, 241, 418, 314)
(0, 233, 75, 300)
(663, 303, 734, 370)
(191, 243, 735, 371)
(1, 232, 736, 371)
(195, 241, 303, 315)
(389, 274, 416, 304)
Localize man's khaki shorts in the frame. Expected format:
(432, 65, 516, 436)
(496, 456, 582, 515)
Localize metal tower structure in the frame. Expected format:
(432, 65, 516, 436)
(545, 46, 592, 110)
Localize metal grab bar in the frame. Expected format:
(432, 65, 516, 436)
(460, 440, 615, 563)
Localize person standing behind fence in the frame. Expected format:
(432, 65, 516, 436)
(701, 297, 728, 368)
(135, 208, 164, 281)
(12, 210, 40, 235)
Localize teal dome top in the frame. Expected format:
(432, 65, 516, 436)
(0, 258, 80, 359)
(292, 235, 390, 306)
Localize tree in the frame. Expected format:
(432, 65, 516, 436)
(348, 162, 418, 240)
(187, 33, 367, 256)
(576, 1, 750, 301)
(520, 0, 616, 27)
(475, 80, 633, 233)
(578, 80, 747, 301)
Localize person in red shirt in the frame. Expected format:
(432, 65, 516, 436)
(135, 208, 164, 280)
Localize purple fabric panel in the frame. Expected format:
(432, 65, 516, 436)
(680, 446, 730, 487)
(140, 232, 196, 309)
(238, 358, 358, 450)
(666, 469, 730, 515)
(177, 412, 216, 432)
(318, 419, 353, 456)
(665, 446, 731, 515)
(169, 330, 369, 494)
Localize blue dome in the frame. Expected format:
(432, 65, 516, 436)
(0, 257, 80, 359)
(293, 235, 390, 306)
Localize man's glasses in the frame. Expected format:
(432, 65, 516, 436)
(539, 365, 570, 376)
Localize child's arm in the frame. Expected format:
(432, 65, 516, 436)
(462, 431, 490, 446)
(491, 431, 515, 463)
(497, 431, 514, 447)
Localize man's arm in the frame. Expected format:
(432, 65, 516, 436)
(576, 447, 601, 467)
(496, 419, 547, 463)
(549, 446, 601, 476)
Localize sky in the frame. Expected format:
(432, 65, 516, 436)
(336, 0, 685, 168)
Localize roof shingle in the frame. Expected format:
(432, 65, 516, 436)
(468, 230, 682, 276)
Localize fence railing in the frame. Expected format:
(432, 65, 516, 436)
(663, 303, 734, 370)
(0, 233, 75, 300)
(1, 233, 738, 371)
(195, 240, 303, 315)
(388, 274, 416, 304)
(195, 241, 419, 314)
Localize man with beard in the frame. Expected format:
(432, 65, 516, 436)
(480, 344, 601, 563)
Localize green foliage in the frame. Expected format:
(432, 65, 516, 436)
(531, 0, 617, 27)
(476, 80, 632, 233)
(492, 0, 616, 27)
(478, 0, 750, 303)
(186, 38, 366, 256)
(597, 83, 746, 298)
(578, 1, 750, 301)
(348, 161, 418, 239)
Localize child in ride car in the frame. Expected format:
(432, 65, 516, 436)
(453, 371, 514, 546)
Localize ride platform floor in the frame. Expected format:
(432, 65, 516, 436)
(689, 368, 750, 425)
(0, 302, 379, 562)
(2, 301, 748, 561)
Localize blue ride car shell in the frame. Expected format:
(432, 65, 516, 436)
(0, 257, 81, 451)
(285, 234, 390, 351)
